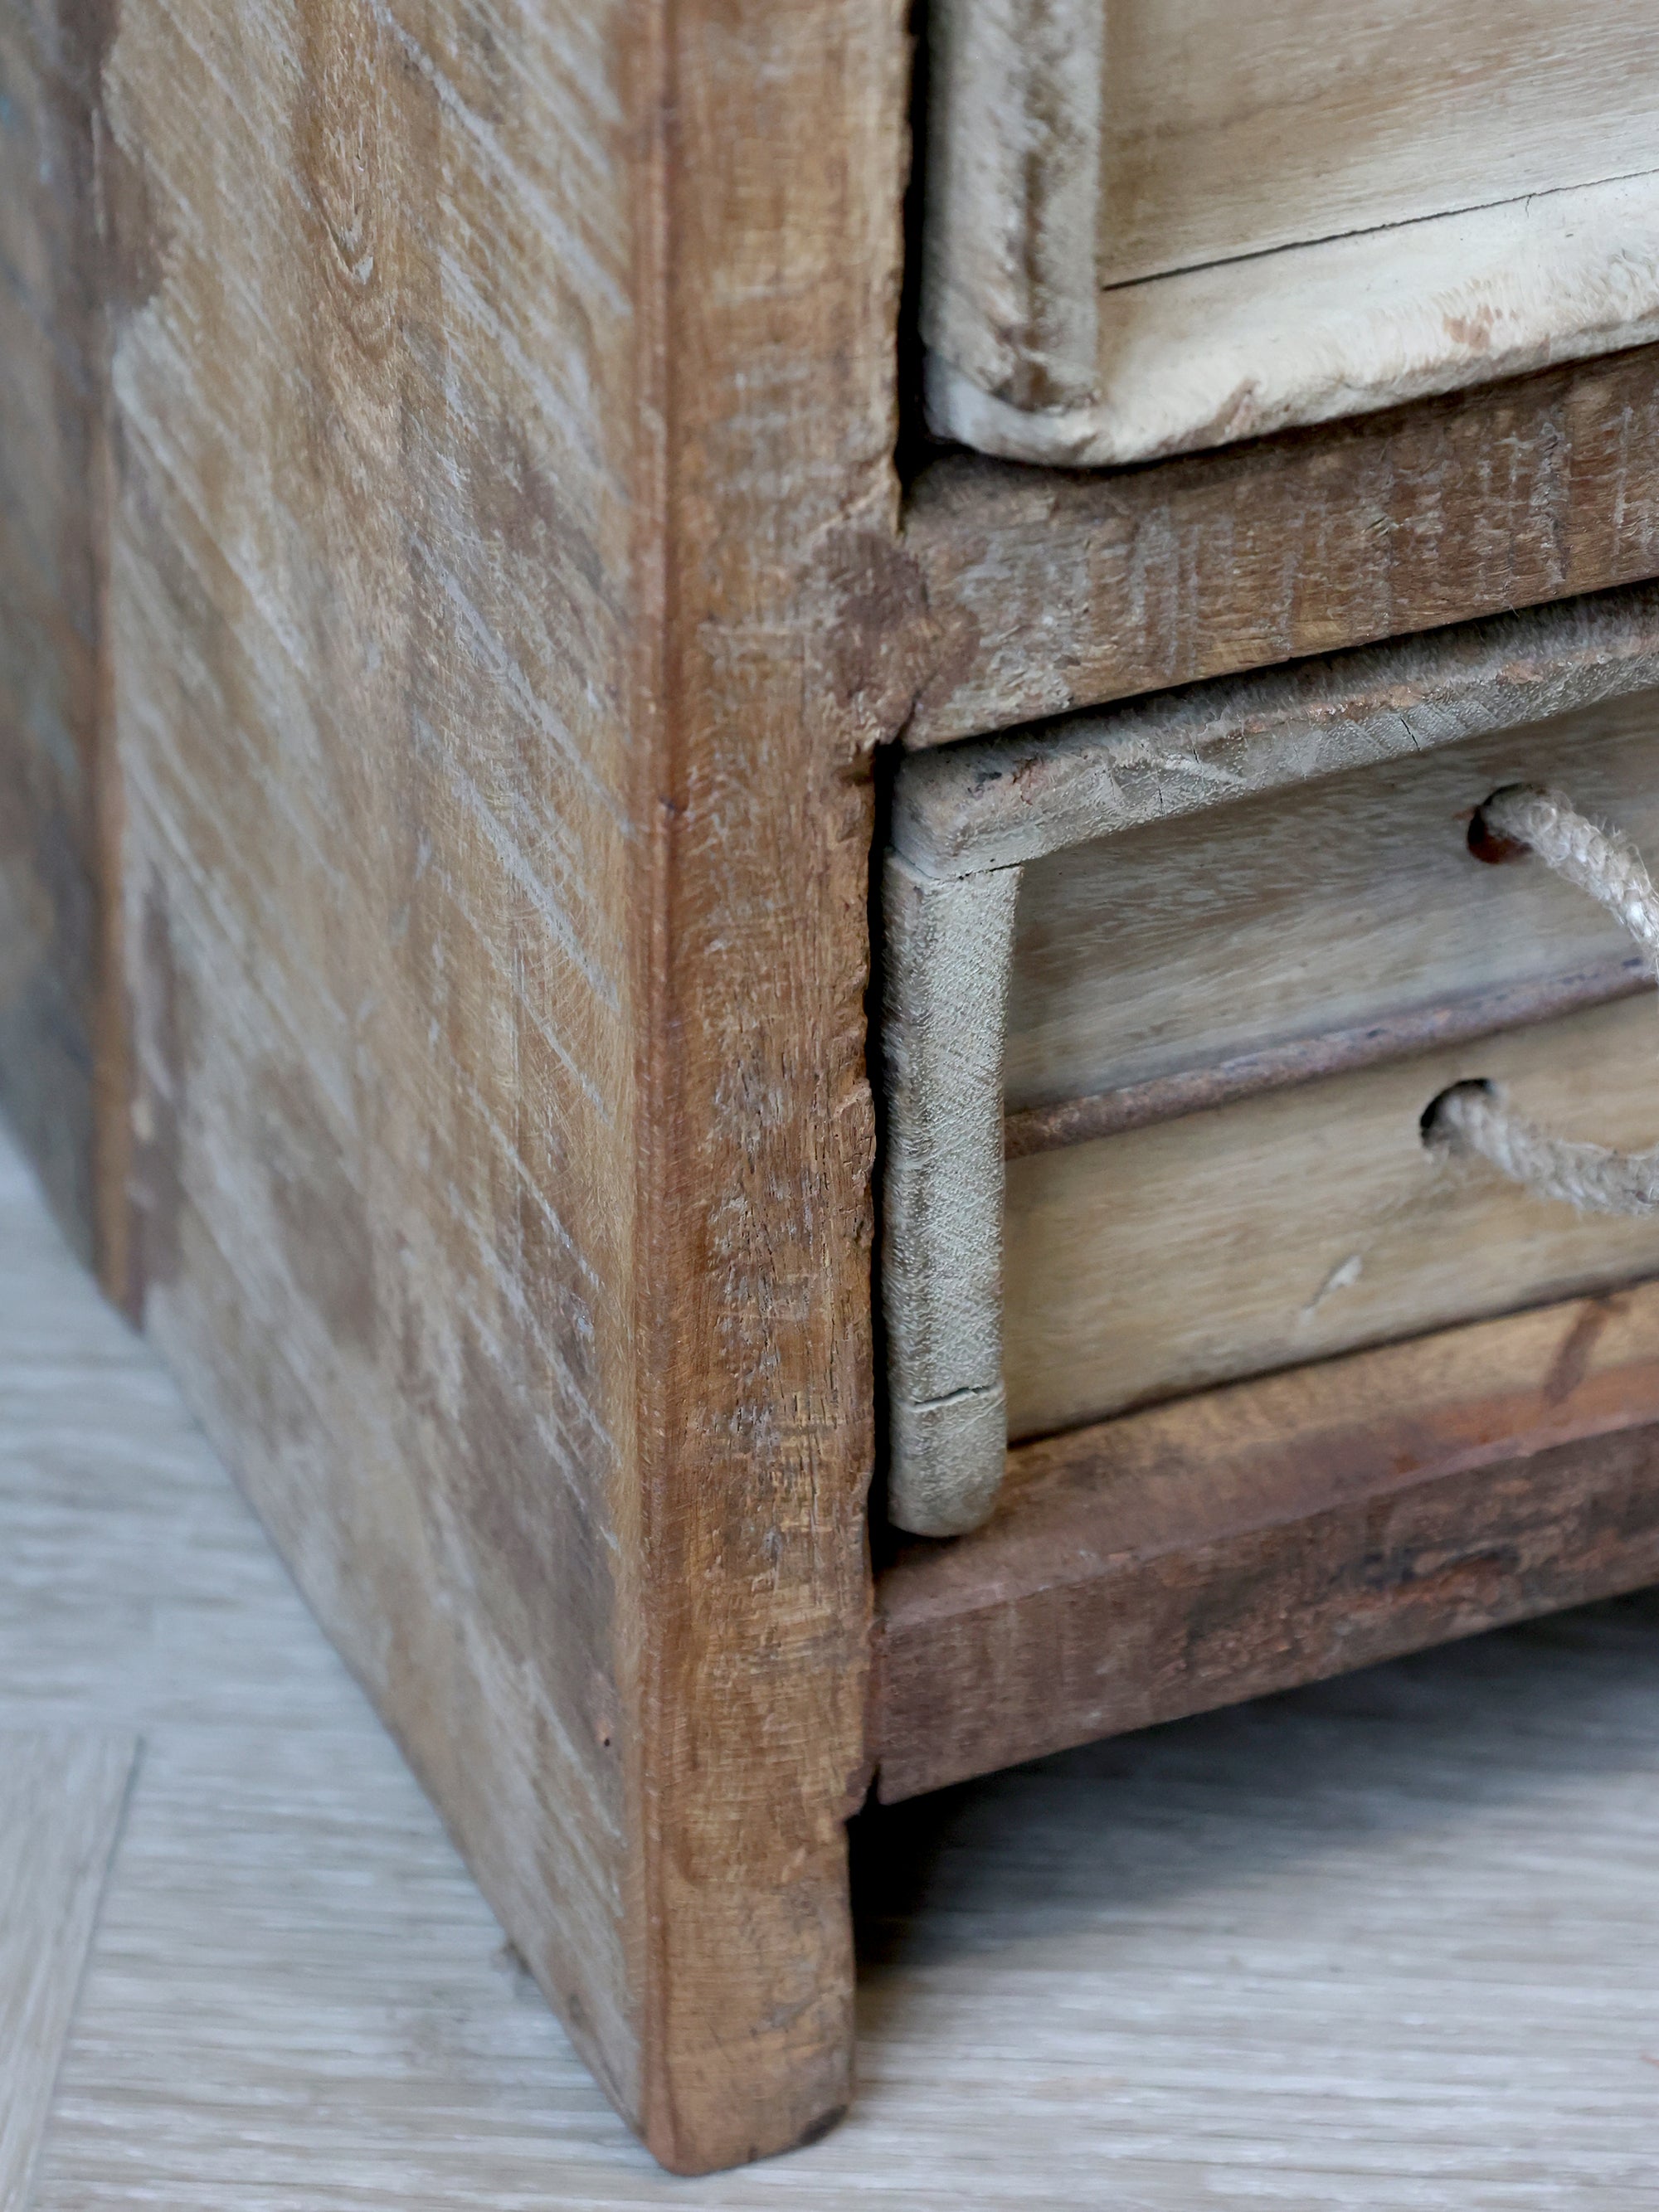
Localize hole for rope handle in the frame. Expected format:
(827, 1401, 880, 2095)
(1420, 1079, 1496, 1150)
(1417, 786, 1659, 1217)
(1437, 788, 1545, 1142)
(1467, 783, 1536, 865)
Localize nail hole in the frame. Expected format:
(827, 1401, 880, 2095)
(1468, 789, 1531, 864)
(1421, 1078, 1495, 1146)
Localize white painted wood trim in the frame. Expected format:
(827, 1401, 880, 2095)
(926, 170, 1659, 468)
(921, 0, 1102, 412)
(882, 587, 1659, 1533)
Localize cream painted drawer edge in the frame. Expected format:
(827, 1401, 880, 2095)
(881, 582, 1659, 1537)
(923, 0, 1659, 465)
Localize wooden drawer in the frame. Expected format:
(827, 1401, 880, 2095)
(922, 0, 1659, 464)
(1008, 994, 1659, 1439)
(883, 586, 1659, 1533)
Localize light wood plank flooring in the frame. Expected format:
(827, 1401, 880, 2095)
(3, 1120, 1659, 2206)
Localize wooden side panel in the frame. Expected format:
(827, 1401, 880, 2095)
(100, 0, 902, 2176)
(901, 348, 1659, 747)
(873, 1285, 1659, 1801)
(0, 0, 116, 1267)
(103, 0, 649, 2133)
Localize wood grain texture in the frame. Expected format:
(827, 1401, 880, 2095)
(881, 855, 1017, 1536)
(1089, 0, 1659, 287)
(922, 0, 1659, 463)
(900, 348, 1659, 748)
(921, 0, 1101, 410)
(0, 0, 123, 1272)
(0, 1733, 135, 2212)
(635, 0, 902, 2167)
(873, 1282, 1659, 1801)
(932, 175, 1659, 469)
(1005, 683, 1659, 1117)
(99, 0, 903, 2173)
(1006, 994, 1659, 1438)
(1004, 958, 1651, 1157)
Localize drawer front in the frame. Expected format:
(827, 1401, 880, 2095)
(1005, 688, 1659, 1128)
(1006, 993, 1659, 1440)
(922, 0, 1659, 464)
(882, 587, 1659, 1535)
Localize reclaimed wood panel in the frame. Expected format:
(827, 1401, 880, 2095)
(0, 0, 123, 1274)
(873, 1284, 1659, 1801)
(900, 348, 1659, 747)
(99, 0, 902, 2175)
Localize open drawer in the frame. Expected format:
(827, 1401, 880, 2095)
(921, 0, 1659, 465)
(882, 584, 1659, 1533)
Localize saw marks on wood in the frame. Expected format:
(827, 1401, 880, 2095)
(0, 1735, 135, 2212)
(7, 1116, 1659, 2204)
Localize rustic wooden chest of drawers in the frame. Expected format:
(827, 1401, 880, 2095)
(7, 0, 1659, 2176)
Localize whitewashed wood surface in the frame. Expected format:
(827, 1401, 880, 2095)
(6, 1115, 1659, 2205)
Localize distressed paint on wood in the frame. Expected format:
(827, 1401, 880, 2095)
(100, 0, 903, 2175)
(0, 1733, 136, 2212)
(899, 348, 1659, 749)
(922, 0, 1659, 463)
(873, 1282, 1659, 1801)
(0, 0, 124, 1274)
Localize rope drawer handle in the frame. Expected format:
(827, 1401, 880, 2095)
(1426, 784, 1659, 1213)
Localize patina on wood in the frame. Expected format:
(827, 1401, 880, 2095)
(901, 346, 1659, 748)
(90, 0, 904, 2176)
(873, 1283, 1659, 1803)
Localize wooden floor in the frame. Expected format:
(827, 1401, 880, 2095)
(5, 1122, 1659, 2206)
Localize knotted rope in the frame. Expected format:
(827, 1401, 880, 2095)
(1426, 785, 1659, 1214)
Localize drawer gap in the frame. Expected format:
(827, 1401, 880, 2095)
(1005, 954, 1651, 1158)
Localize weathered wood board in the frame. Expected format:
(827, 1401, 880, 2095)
(1093, 0, 1659, 289)
(93, 0, 904, 2176)
(874, 1283, 1659, 1801)
(900, 349, 1659, 749)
